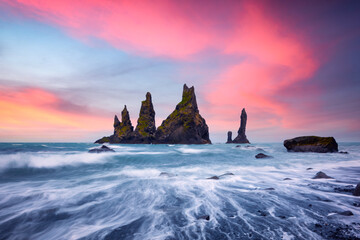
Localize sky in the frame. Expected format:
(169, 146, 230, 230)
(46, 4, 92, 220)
(0, 0, 359, 143)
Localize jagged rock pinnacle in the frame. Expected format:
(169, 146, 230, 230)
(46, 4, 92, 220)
(156, 84, 211, 144)
(135, 92, 156, 139)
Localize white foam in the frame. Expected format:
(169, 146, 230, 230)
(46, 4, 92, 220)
(0, 152, 108, 169)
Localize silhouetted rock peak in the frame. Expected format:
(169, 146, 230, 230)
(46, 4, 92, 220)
(155, 84, 211, 144)
(227, 108, 250, 144)
(135, 92, 156, 138)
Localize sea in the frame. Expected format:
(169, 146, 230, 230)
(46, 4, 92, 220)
(0, 142, 359, 240)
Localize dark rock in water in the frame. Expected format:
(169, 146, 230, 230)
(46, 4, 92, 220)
(283, 178, 292, 181)
(312, 171, 333, 179)
(235, 145, 241, 148)
(353, 202, 360, 207)
(334, 185, 355, 193)
(283, 136, 338, 153)
(315, 223, 322, 228)
(353, 183, 360, 196)
(256, 148, 265, 152)
(278, 215, 286, 219)
(219, 172, 234, 177)
(155, 84, 211, 144)
(338, 211, 353, 216)
(307, 168, 313, 170)
(197, 215, 210, 221)
(255, 153, 272, 159)
(257, 210, 268, 216)
(88, 145, 115, 153)
(264, 188, 275, 191)
(159, 172, 176, 177)
(207, 176, 219, 180)
(339, 151, 348, 154)
(231, 108, 250, 144)
(226, 131, 232, 143)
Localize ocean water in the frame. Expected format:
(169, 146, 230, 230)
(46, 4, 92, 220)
(0, 142, 359, 240)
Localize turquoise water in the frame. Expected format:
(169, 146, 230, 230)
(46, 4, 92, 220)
(0, 143, 359, 239)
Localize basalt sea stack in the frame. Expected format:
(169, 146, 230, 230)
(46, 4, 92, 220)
(155, 84, 211, 144)
(226, 108, 250, 144)
(95, 84, 211, 144)
(284, 136, 338, 153)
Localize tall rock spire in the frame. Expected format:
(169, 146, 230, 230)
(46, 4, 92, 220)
(232, 108, 250, 144)
(135, 92, 156, 140)
(155, 84, 211, 144)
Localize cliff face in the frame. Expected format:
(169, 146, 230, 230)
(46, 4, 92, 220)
(95, 84, 211, 144)
(226, 108, 250, 144)
(155, 84, 211, 144)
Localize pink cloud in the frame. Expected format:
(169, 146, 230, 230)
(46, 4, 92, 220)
(204, 2, 319, 133)
(4, 0, 217, 59)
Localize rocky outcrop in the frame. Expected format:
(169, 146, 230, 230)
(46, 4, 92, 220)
(255, 153, 272, 159)
(226, 108, 250, 144)
(155, 84, 211, 144)
(284, 136, 338, 153)
(95, 84, 211, 144)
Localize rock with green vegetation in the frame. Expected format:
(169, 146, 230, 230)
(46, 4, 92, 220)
(95, 105, 134, 144)
(112, 105, 134, 141)
(155, 84, 211, 144)
(284, 136, 338, 153)
(133, 92, 156, 143)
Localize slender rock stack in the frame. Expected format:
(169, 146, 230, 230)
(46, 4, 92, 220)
(226, 108, 250, 144)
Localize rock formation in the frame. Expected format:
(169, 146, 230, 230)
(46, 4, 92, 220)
(133, 92, 156, 143)
(226, 131, 232, 143)
(226, 108, 250, 144)
(155, 84, 211, 144)
(284, 136, 338, 153)
(95, 84, 211, 144)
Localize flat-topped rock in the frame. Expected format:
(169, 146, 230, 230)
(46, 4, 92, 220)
(284, 136, 338, 153)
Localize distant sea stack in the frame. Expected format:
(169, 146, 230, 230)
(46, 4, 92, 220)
(284, 136, 338, 153)
(95, 84, 211, 144)
(155, 84, 211, 144)
(226, 108, 250, 144)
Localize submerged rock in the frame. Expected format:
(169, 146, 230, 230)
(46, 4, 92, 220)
(197, 215, 210, 221)
(207, 176, 220, 180)
(88, 145, 115, 153)
(339, 151, 349, 154)
(353, 183, 360, 196)
(155, 84, 211, 144)
(306, 168, 313, 170)
(283, 178, 292, 181)
(219, 172, 234, 177)
(255, 153, 272, 159)
(159, 172, 176, 177)
(312, 171, 333, 179)
(228, 108, 250, 144)
(338, 211, 354, 216)
(283, 136, 338, 153)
